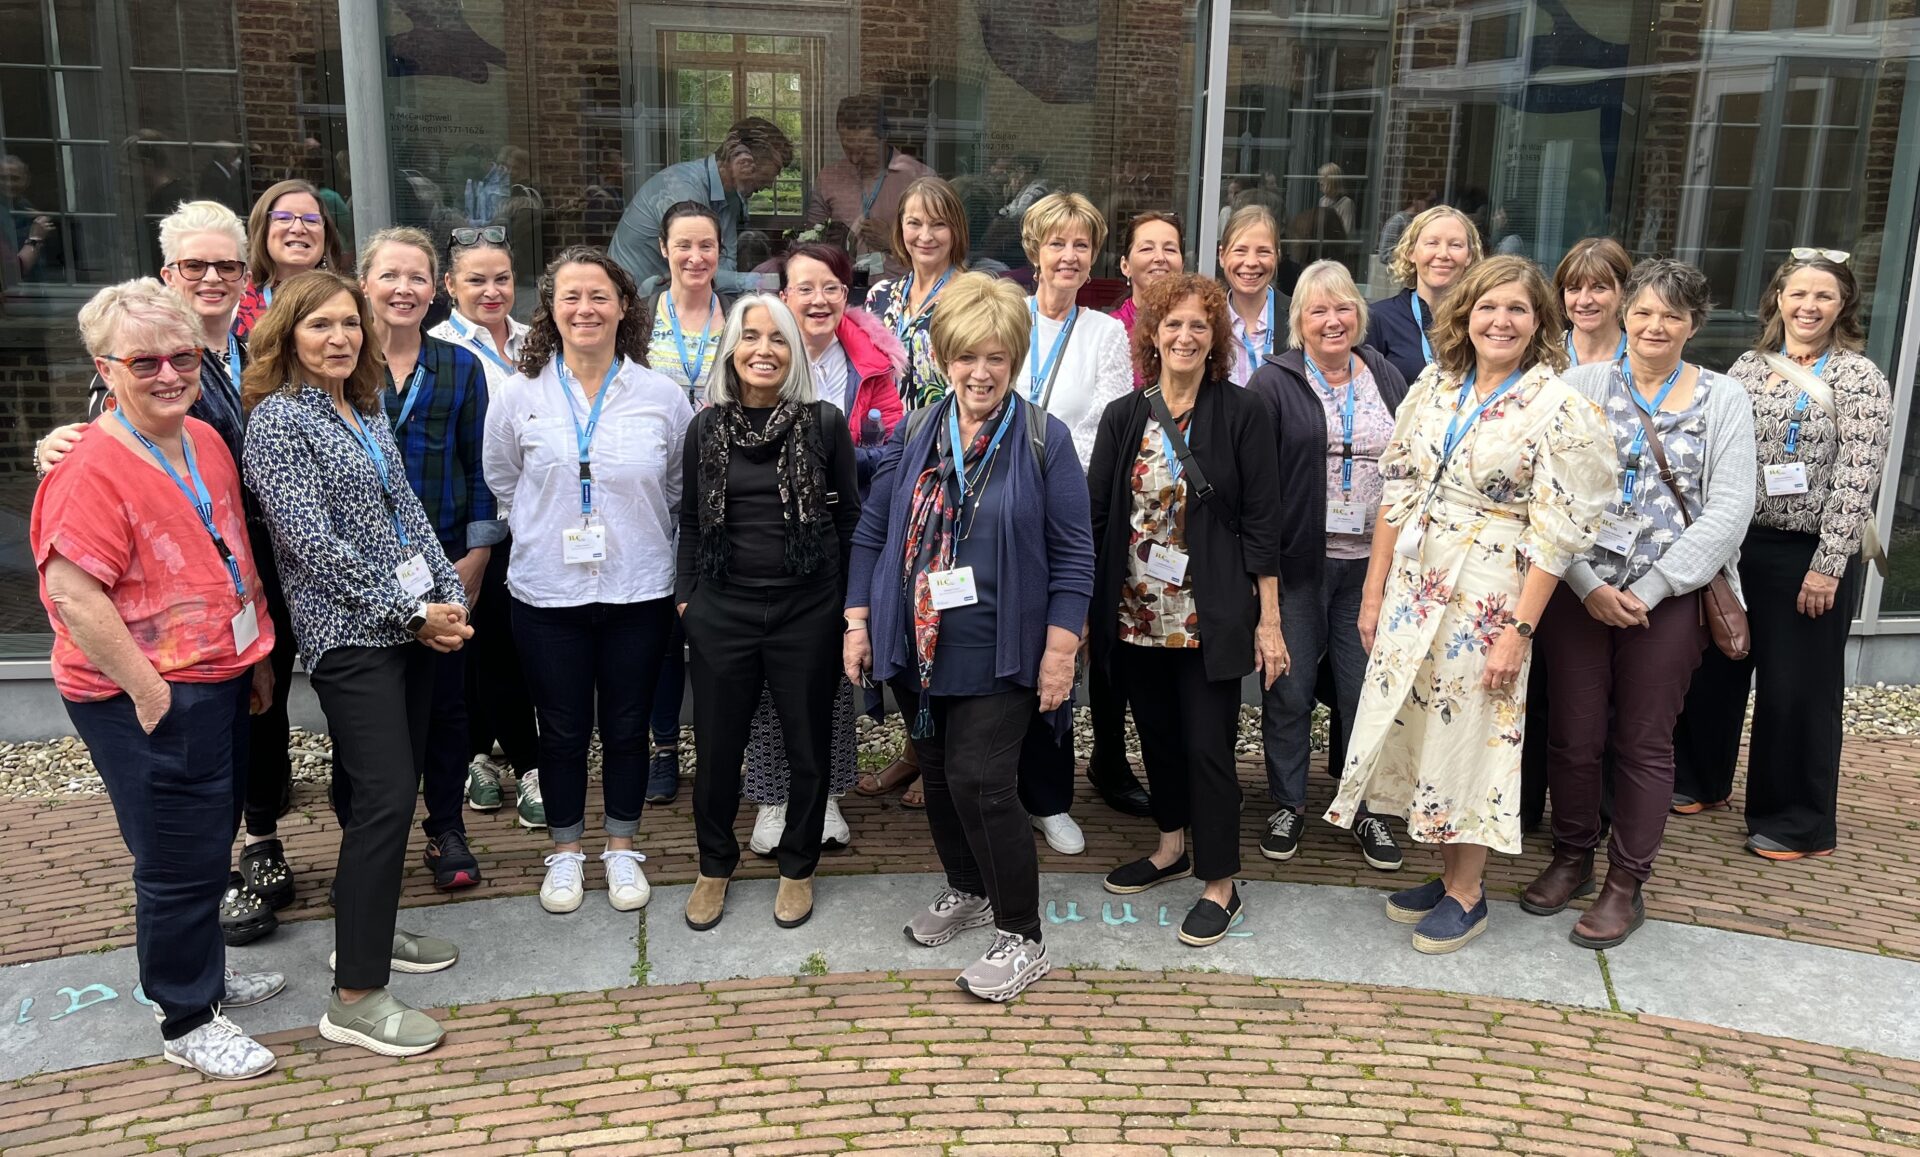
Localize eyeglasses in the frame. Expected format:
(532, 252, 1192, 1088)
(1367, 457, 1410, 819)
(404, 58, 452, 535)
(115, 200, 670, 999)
(104, 348, 202, 380)
(1790, 247, 1851, 265)
(268, 210, 324, 228)
(786, 281, 847, 301)
(167, 258, 247, 282)
(452, 225, 508, 247)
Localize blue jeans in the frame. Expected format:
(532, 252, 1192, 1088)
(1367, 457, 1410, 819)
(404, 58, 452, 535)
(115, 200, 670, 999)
(67, 675, 250, 1039)
(1261, 556, 1372, 812)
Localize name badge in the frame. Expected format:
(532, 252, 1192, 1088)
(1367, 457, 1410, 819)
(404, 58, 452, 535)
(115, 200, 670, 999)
(1764, 462, 1809, 496)
(1394, 519, 1425, 560)
(231, 603, 260, 653)
(563, 524, 608, 565)
(928, 566, 978, 610)
(396, 553, 434, 597)
(1326, 500, 1368, 536)
(1144, 543, 1190, 586)
(1593, 508, 1645, 556)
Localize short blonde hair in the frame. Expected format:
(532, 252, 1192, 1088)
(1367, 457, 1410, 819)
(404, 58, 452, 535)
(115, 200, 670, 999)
(77, 278, 202, 358)
(1287, 260, 1370, 349)
(1427, 255, 1567, 379)
(929, 271, 1030, 380)
(358, 225, 439, 282)
(1390, 205, 1483, 288)
(158, 200, 247, 267)
(1020, 191, 1107, 264)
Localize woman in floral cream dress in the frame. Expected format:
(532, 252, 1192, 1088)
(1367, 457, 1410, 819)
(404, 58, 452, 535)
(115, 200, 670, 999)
(1328, 255, 1617, 955)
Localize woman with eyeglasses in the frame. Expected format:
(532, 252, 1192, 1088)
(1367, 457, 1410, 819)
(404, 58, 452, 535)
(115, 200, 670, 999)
(35, 201, 301, 947)
(232, 180, 350, 340)
(429, 225, 543, 831)
(1672, 249, 1891, 861)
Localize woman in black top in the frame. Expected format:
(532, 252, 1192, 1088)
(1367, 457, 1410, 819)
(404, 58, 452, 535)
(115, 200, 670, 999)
(1088, 272, 1288, 947)
(676, 295, 861, 932)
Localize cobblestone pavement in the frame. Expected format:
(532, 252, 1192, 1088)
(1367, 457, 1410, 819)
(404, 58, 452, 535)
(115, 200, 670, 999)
(4, 972, 1919, 1157)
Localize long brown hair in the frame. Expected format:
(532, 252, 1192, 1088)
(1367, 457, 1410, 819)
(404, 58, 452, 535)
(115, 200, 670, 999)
(1757, 254, 1864, 355)
(517, 246, 650, 378)
(246, 179, 350, 288)
(241, 270, 383, 414)
(1130, 273, 1236, 384)
(1427, 255, 1568, 380)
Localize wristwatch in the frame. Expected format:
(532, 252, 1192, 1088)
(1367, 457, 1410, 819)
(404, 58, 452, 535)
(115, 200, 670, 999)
(406, 602, 429, 634)
(1513, 620, 1535, 639)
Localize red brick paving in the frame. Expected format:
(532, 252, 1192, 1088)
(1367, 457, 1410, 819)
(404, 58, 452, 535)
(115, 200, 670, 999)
(5, 739, 1917, 966)
(3, 972, 1919, 1156)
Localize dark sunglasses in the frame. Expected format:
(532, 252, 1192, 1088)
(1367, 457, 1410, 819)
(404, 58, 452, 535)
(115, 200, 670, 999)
(452, 225, 508, 247)
(104, 348, 202, 380)
(167, 258, 247, 282)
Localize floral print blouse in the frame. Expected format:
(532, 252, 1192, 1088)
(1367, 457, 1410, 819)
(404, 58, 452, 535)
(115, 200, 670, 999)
(866, 272, 951, 409)
(1117, 418, 1201, 649)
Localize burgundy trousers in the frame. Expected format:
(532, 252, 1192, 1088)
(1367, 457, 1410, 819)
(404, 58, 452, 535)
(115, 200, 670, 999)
(1539, 584, 1708, 881)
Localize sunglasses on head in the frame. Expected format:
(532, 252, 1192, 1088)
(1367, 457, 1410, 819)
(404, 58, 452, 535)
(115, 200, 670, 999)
(452, 225, 508, 247)
(104, 348, 202, 380)
(1790, 247, 1851, 265)
(167, 258, 247, 282)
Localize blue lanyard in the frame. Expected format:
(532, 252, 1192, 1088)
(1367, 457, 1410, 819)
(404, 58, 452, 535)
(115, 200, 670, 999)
(388, 359, 428, 434)
(1565, 330, 1627, 367)
(114, 413, 248, 601)
(1160, 421, 1187, 485)
(894, 268, 952, 343)
(1783, 348, 1832, 456)
(558, 357, 619, 517)
(261, 285, 273, 308)
(224, 335, 243, 394)
(448, 312, 516, 377)
(861, 153, 891, 217)
(1027, 299, 1077, 402)
(1619, 358, 1684, 507)
(341, 407, 408, 547)
(1412, 295, 1435, 366)
(946, 398, 1015, 538)
(665, 292, 719, 393)
(1240, 287, 1274, 374)
(1443, 367, 1525, 463)
(1305, 356, 1357, 492)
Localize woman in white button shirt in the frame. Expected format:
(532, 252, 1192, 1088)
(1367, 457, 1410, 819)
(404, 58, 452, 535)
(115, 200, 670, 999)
(483, 246, 693, 918)
(1017, 191, 1133, 856)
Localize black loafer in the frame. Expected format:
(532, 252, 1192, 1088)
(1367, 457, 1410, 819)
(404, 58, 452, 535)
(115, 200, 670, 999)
(1177, 887, 1243, 947)
(1086, 763, 1153, 818)
(1102, 853, 1192, 895)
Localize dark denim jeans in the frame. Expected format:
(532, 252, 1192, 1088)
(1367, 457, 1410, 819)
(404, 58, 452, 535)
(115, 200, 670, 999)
(1261, 556, 1371, 811)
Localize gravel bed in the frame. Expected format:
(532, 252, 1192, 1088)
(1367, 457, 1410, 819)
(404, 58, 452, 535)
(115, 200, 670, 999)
(4, 685, 1916, 800)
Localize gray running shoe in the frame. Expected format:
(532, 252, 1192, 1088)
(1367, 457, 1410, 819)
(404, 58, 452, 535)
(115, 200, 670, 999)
(319, 988, 444, 1057)
(162, 1013, 276, 1079)
(903, 887, 994, 947)
(955, 930, 1050, 1002)
(328, 928, 458, 974)
(222, 968, 286, 1008)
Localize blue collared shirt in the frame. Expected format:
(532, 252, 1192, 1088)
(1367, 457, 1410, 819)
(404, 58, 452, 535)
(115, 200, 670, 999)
(608, 155, 773, 296)
(379, 335, 503, 558)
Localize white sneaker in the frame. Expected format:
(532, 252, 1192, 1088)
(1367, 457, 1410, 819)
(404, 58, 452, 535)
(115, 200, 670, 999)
(539, 850, 586, 913)
(821, 797, 851, 850)
(162, 1012, 277, 1080)
(222, 968, 286, 1008)
(1031, 812, 1086, 855)
(601, 848, 650, 911)
(749, 803, 787, 856)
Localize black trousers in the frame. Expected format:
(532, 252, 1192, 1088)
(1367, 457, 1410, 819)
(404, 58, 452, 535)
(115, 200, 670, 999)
(1116, 642, 1242, 881)
(890, 677, 1042, 940)
(67, 675, 250, 1039)
(1086, 658, 1130, 775)
(242, 519, 298, 838)
(1674, 527, 1858, 852)
(1017, 714, 1075, 818)
(465, 536, 539, 772)
(310, 644, 433, 990)
(421, 647, 469, 840)
(685, 580, 841, 879)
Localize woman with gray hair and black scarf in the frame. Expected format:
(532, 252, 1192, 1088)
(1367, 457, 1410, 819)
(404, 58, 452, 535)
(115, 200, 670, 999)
(677, 295, 862, 933)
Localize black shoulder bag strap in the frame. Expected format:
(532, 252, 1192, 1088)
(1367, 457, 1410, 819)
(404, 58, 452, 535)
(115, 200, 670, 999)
(1144, 385, 1240, 536)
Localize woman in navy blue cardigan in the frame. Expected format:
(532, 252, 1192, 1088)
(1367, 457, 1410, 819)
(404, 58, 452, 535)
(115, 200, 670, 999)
(1364, 205, 1483, 387)
(844, 271, 1093, 1004)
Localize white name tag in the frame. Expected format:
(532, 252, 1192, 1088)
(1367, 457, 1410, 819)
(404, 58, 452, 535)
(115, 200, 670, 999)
(1593, 508, 1645, 556)
(1394, 519, 1425, 559)
(1763, 462, 1809, 496)
(1144, 543, 1190, 586)
(396, 553, 434, 597)
(1326, 500, 1368, 536)
(562, 524, 608, 565)
(928, 566, 978, 610)
(231, 603, 260, 653)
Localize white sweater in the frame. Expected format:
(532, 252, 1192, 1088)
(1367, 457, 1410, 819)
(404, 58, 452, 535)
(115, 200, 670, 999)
(1026, 304, 1134, 471)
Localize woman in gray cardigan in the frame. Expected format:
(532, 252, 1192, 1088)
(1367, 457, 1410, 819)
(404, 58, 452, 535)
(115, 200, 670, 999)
(1523, 259, 1755, 950)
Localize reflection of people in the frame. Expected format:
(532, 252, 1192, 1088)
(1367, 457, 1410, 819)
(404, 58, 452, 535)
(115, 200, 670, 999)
(198, 142, 249, 216)
(1377, 191, 1431, 264)
(35, 280, 282, 1080)
(804, 95, 931, 279)
(608, 118, 794, 296)
(1673, 251, 1892, 861)
(1332, 256, 1615, 956)
(1318, 163, 1356, 235)
(3, 154, 57, 280)
(128, 131, 191, 219)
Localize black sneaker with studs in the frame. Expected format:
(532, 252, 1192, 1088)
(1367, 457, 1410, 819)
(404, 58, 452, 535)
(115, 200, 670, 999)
(1354, 813, 1403, 871)
(220, 871, 278, 946)
(1260, 809, 1303, 861)
(239, 837, 295, 909)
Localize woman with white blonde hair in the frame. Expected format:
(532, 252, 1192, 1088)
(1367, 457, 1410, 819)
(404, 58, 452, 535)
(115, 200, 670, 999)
(1365, 204, 1483, 386)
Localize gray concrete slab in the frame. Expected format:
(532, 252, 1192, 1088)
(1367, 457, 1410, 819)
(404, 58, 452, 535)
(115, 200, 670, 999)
(646, 872, 1615, 1010)
(1605, 920, 1920, 1061)
(0, 894, 638, 1081)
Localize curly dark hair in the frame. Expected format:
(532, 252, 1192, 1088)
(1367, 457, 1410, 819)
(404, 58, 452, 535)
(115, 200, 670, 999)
(1757, 254, 1863, 355)
(517, 246, 650, 377)
(1129, 272, 1237, 385)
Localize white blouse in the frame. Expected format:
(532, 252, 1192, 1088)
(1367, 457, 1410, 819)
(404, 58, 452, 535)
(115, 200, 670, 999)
(483, 358, 692, 608)
(1026, 304, 1134, 471)
(430, 310, 531, 390)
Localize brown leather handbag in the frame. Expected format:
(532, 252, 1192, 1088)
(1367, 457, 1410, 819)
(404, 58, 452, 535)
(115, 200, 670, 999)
(1633, 406, 1751, 660)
